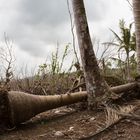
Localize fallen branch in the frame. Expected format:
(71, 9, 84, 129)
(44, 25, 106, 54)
(69, 82, 137, 94)
(111, 82, 137, 94)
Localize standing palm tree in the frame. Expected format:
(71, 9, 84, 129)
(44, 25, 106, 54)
(72, 0, 113, 109)
(133, 0, 140, 74)
(109, 20, 136, 81)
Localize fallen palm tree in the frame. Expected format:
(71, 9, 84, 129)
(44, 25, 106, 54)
(69, 82, 137, 94)
(0, 82, 138, 127)
(0, 90, 87, 127)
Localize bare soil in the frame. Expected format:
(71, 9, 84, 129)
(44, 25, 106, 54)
(0, 106, 139, 140)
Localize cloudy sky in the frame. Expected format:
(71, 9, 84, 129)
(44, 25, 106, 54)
(0, 0, 133, 75)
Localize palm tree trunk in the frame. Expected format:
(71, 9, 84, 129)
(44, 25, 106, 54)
(72, 0, 113, 109)
(126, 52, 131, 81)
(0, 90, 87, 127)
(0, 82, 137, 127)
(133, 0, 140, 74)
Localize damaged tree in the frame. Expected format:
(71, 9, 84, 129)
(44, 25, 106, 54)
(0, 82, 138, 127)
(72, 0, 114, 109)
(0, 90, 87, 127)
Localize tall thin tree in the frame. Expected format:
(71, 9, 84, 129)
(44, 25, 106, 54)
(72, 0, 113, 109)
(133, 0, 140, 74)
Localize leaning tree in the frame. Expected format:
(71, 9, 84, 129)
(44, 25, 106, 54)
(72, 0, 115, 109)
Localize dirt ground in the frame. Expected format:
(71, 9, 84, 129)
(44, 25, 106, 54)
(0, 106, 139, 140)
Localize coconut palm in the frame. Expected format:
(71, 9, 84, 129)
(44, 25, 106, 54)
(132, 0, 140, 74)
(72, 0, 114, 109)
(109, 19, 136, 81)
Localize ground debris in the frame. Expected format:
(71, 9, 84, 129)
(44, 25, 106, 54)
(0, 103, 140, 140)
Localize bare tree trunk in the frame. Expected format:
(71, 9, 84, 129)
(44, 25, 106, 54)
(133, 0, 140, 74)
(72, 0, 113, 109)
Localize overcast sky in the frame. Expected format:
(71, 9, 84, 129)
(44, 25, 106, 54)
(0, 0, 133, 75)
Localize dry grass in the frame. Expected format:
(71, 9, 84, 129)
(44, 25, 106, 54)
(82, 100, 140, 139)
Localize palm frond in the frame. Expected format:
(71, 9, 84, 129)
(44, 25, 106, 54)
(109, 28, 123, 44)
(102, 42, 120, 47)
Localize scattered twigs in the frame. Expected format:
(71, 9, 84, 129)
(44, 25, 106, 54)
(80, 100, 140, 140)
(68, 82, 85, 93)
(119, 112, 140, 120)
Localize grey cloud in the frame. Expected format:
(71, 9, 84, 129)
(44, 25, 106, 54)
(18, 0, 69, 26)
(16, 38, 47, 57)
(6, 0, 111, 58)
(9, 22, 71, 57)
(85, 0, 110, 22)
(7, 0, 71, 57)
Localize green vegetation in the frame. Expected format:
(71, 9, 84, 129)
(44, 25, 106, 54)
(103, 19, 136, 82)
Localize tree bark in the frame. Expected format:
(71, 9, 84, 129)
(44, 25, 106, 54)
(133, 0, 140, 74)
(0, 90, 87, 127)
(72, 0, 112, 108)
